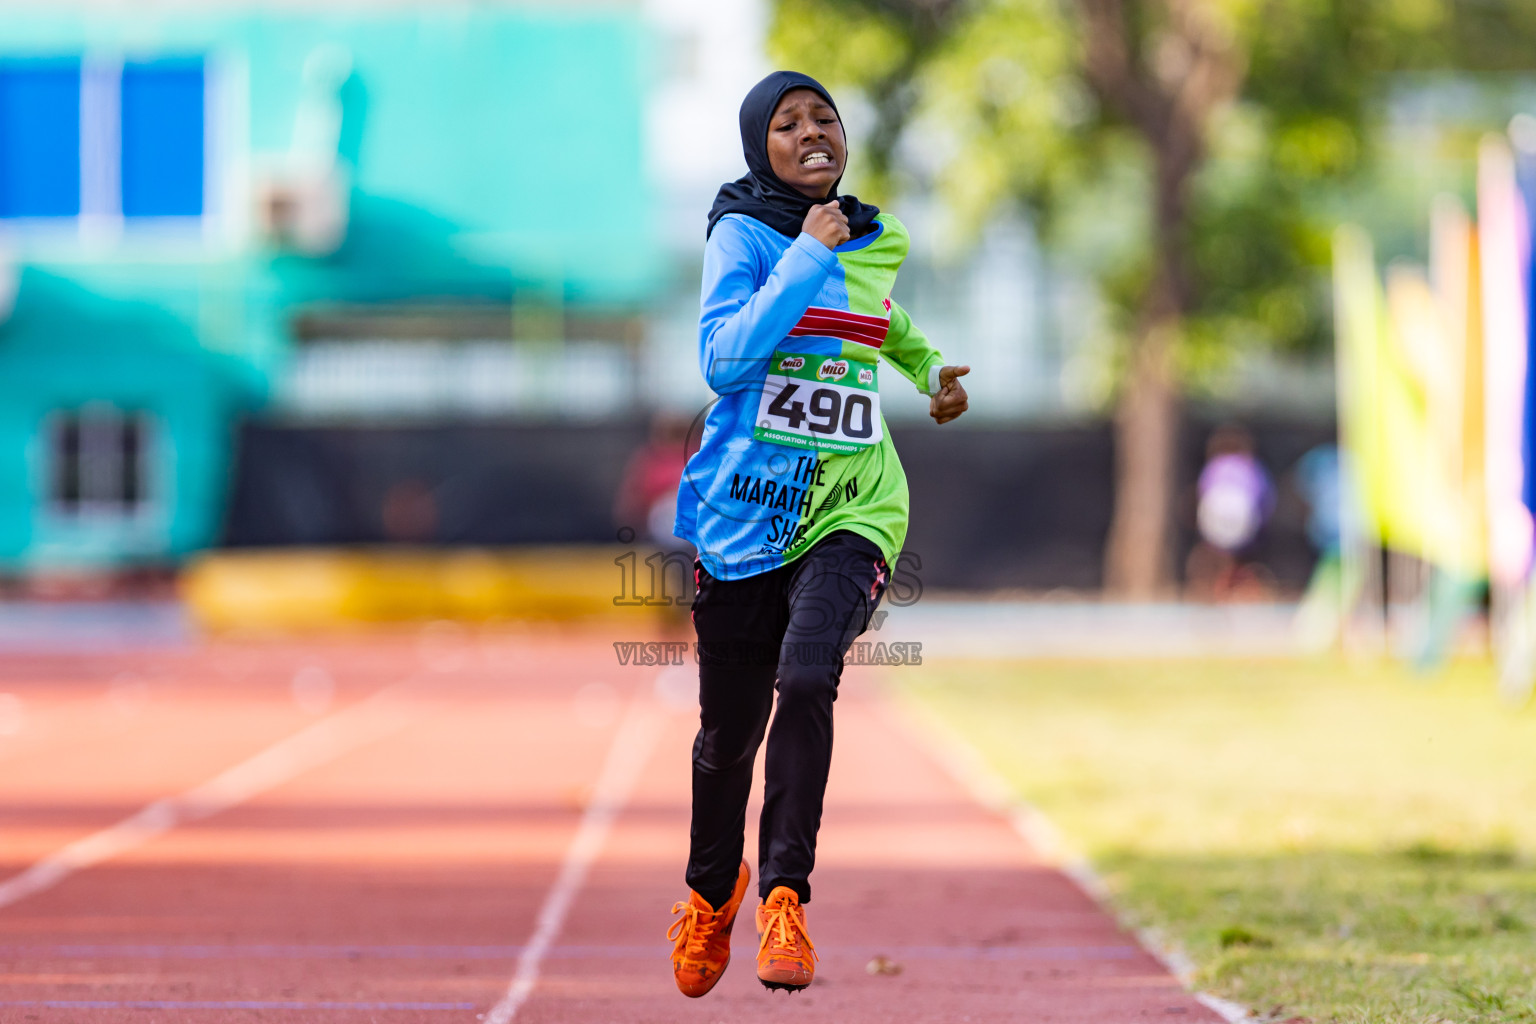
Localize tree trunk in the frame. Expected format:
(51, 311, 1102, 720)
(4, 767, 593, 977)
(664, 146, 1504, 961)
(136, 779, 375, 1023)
(1071, 0, 1242, 599)
(1102, 84, 1202, 600)
(1104, 153, 1190, 599)
(1104, 311, 1180, 598)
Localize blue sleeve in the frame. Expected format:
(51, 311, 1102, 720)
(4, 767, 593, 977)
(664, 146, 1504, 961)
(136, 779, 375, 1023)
(699, 216, 841, 394)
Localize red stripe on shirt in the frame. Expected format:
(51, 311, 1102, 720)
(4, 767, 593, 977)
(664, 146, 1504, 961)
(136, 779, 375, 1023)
(788, 325, 883, 348)
(804, 305, 889, 328)
(796, 314, 887, 339)
(789, 306, 890, 348)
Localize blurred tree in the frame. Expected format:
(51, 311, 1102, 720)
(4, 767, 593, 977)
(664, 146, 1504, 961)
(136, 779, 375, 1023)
(770, 0, 1536, 597)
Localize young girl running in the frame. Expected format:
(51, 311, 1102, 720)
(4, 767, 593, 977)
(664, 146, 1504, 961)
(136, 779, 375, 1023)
(666, 70, 970, 997)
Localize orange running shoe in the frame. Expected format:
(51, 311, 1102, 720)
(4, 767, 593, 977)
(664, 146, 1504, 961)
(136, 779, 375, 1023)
(755, 885, 817, 991)
(667, 860, 750, 997)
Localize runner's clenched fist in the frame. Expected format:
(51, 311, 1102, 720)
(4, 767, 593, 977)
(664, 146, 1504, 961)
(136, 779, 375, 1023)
(802, 201, 851, 250)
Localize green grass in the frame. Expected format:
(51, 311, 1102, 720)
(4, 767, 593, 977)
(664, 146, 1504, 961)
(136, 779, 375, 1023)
(895, 658, 1536, 1023)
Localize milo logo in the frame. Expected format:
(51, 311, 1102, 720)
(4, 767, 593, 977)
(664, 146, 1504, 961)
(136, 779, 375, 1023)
(778, 356, 805, 371)
(857, 368, 874, 385)
(817, 359, 849, 381)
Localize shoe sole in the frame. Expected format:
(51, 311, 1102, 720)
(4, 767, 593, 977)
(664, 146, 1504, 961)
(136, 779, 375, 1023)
(759, 977, 810, 993)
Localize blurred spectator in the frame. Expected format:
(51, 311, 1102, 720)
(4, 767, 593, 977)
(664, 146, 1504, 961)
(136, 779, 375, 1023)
(613, 413, 696, 549)
(1291, 442, 1356, 653)
(1294, 444, 1342, 559)
(1185, 424, 1276, 601)
(381, 479, 439, 543)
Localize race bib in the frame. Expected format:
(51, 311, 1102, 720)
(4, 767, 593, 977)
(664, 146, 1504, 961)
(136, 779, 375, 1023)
(754, 351, 882, 454)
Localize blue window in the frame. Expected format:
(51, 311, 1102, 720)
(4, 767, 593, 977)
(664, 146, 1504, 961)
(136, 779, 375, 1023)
(121, 60, 205, 218)
(0, 60, 82, 218)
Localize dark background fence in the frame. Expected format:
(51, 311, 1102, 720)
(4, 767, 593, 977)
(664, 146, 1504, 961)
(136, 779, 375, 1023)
(223, 418, 1333, 592)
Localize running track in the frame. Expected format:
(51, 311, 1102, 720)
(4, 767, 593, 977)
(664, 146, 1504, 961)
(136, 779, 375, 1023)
(0, 627, 1223, 1022)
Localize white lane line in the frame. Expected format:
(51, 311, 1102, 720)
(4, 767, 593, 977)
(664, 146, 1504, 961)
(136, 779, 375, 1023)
(878, 691, 1252, 1023)
(484, 690, 663, 1024)
(0, 686, 414, 911)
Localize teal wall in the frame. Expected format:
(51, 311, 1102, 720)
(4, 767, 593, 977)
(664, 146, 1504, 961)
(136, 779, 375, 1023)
(245, 13, 655, 298)
(0, 7, 658, 570)
(5, 7, 657, 318)
(0, 271, 262, 570)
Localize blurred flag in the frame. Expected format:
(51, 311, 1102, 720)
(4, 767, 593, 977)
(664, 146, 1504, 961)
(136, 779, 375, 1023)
(1334, 226, 1434, 557)
(1499, 132, 1536, 700)
(1333, 218, 1489, 663)
(1477, 136, 1532, 590)
(1333, 225, 1384, 554)
(1428, 196, 1488, 577)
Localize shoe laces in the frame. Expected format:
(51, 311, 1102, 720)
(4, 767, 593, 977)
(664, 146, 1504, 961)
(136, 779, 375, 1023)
(757, 894, 817, 962)
(667, 900, 720, 967)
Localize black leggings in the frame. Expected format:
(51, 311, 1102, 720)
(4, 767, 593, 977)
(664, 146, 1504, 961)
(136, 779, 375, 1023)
(686, 530, 889, 908)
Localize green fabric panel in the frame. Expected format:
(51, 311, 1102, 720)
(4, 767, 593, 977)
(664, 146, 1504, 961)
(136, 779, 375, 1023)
(779, 437, 910, 569)
(837, 214, 908, 317)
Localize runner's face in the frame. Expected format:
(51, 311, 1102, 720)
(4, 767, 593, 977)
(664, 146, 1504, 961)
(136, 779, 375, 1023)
(766, 89, 845, 199)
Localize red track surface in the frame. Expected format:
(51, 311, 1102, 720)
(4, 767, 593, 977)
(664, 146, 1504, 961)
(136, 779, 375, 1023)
(0, 629, 1222, 1023)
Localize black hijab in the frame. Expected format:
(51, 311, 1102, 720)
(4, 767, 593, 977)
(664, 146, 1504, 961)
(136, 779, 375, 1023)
(706, 70, 880, 241)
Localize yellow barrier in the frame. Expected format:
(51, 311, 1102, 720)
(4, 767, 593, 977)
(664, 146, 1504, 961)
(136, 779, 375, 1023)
(182, 547, 685, 629)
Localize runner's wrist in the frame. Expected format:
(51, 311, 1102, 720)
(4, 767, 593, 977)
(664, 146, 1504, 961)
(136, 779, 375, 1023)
(792, 231, 841, 270)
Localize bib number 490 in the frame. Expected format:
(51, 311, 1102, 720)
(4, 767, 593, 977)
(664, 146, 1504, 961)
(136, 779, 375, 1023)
(754, 353, 882, 453)
(765, 380, 875, 439)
